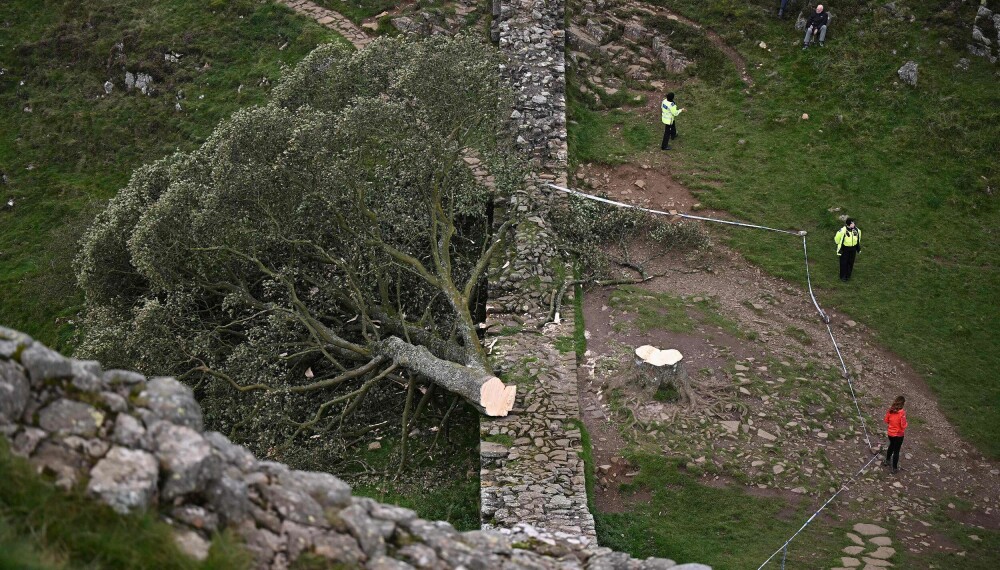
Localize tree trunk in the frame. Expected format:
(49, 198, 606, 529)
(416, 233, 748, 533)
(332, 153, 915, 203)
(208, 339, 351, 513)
(636, 346, 698, 408)
(373, 336, 515, 416)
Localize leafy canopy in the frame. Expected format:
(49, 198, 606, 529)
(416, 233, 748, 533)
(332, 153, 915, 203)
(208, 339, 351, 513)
(76, 35, 522, 451)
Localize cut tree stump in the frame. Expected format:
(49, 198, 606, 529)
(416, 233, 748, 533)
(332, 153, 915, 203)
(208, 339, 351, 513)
(635, 345, 697, 407)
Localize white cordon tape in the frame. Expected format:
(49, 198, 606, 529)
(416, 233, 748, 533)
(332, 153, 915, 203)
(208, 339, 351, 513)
(801, 234, 829, 323)
(543, 183, 883, 567)
(546, 183, 802, 235)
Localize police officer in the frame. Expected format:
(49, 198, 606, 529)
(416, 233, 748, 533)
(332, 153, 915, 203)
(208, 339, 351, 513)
(834, 218, 861, 281)
(661, 92, 684, 151)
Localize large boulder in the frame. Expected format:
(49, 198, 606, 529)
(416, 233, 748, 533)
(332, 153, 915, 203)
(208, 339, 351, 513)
(275, 468, 352, 510)
(139, 377, 203, 430)
(70, 359, 106, 392)
(624, 20, 647, 42)
(112, 413, 146, 447)
(585, 19, 611, 44)
(0, 359, 30, 423)
(0, 326, 33, 358)
(19, 342, 73, 385)
(652, 37, 692, 73)
(37, 399, 104, 437)
(30, 440, 89, 489)
(567, 24, 601, 54)
(88, 446, 160, 514)
(149, 422, 220, 499)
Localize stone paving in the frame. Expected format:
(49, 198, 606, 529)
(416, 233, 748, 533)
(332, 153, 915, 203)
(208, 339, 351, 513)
(480, 309, 595, 544)
(833, 524, 897, 570)
(276, 0, 372, 48)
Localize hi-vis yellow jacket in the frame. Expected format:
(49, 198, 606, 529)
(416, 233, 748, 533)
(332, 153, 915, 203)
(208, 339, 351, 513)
(834, 226, 861, 254)
(661, 99, 681, 125)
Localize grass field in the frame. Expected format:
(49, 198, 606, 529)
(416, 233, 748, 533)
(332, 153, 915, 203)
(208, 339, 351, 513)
(568, 1, 1000, 458)
(0, 0, 344, 350)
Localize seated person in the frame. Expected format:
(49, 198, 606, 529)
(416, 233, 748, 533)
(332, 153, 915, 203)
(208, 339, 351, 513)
(803, 4, 829, 49)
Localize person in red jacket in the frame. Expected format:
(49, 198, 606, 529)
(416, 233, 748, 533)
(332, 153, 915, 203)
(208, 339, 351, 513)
(884, 396, 908, 473)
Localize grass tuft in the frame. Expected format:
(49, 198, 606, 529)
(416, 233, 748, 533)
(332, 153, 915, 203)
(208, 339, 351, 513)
(0, 440, 250, 569)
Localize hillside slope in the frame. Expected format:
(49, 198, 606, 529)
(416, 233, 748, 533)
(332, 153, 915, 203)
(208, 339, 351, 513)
(566, 0, 1000, 458)
(0, 0, 343, 348)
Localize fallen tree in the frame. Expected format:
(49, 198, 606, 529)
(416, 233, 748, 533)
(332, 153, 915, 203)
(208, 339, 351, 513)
(76, 36, 524, 452)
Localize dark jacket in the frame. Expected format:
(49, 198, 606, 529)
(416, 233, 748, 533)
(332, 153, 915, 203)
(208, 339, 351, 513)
(807, 11, 829, 29)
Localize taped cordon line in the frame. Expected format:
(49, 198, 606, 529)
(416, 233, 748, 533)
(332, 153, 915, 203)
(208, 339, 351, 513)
(755, 453, 882, 570)
(544, 183, 885, 566)
(800, 234, 829, 323)
(546, 183, 802, 235)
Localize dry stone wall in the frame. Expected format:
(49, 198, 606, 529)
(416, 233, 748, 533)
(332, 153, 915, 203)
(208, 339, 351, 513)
(482, 0, 602, 549)
(490, 0, 570, 314)
(481, 310, 594, 540)
(969, 1, 1000, 63)
(0, 325, 711, 570)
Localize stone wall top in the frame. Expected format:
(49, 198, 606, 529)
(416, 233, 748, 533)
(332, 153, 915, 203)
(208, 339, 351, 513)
(0, 324, 708, 570)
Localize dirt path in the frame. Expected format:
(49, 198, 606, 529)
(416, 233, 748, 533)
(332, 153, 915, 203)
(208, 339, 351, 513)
(576, 162, 1000, 564)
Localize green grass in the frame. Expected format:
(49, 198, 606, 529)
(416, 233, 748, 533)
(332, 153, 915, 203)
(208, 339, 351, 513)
(349, 414, 481, 531)
(594, 453, 845, 568)
(568, 418, 597, 511)
(575, 279, 842, 568)
(785, 325, 813, 346)
(567, 85, 659, 168)
(352, 478, 480, 532)
(0, 0, 344, 350)
(570, 0, 1000, 458)
(554, 335, 576, 353)
(482, 433, 514, 447)
(0, 440, 250, 569)
(609, 286, 695, 333)
(609, 287, 750, 340)
(901, 502, 1000, 569)
(280, 396, 483, 532)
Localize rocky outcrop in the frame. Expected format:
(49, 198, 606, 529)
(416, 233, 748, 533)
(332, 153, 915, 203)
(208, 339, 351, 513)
(969, 2, 1000, 63)
(1, 325, 708, 569)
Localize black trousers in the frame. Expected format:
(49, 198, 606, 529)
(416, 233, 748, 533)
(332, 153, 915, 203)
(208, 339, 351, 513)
(839, 245, 858, 280)
(886, 435, 904, 468)
(661, 123, 677, 149)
